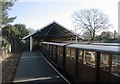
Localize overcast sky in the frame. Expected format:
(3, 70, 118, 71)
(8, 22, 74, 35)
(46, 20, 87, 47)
(8, 0, 119, 35)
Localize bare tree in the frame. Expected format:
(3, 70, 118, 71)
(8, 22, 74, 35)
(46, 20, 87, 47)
(82, 31, 91, 41)
(73, 9, 111, 41)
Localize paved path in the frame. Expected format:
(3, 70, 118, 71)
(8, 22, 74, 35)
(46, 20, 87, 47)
(13, 51, 69, 84)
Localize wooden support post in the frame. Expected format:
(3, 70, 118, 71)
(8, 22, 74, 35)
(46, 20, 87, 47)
(49, 45, 51, 59)
(70, 37, 72, 41)
(95, 52, 100, 82)
(63, 46, 66, 69)
(45, 44, 47, 57)
(46, 44, 47, 57)
(75, 35, 78, 42)
(75, 49, 79, 80)
(51, 45, 53, 60)
(55, 46, 58, 64)
(47, 44, 49, 58)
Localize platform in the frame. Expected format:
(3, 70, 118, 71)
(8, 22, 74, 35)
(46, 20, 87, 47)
(13, 51, 69, 84)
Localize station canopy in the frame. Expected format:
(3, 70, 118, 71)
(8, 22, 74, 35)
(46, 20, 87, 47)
(23, 21, 81, 41)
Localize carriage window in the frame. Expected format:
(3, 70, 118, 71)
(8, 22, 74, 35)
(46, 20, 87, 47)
(53, 46, 56, 58)
(66, 48, 75, 59)
(47, 45, 49, 51)
(49, 45, 51, 57)
(70, 48, 75, 59)
(100, 53, 109, 71)
(84, 51, 95, 68)
(58, 47, 63, 57)
(112, 55, 120, 76)
(66, 48, 70, 57)
(78, 50, 82, 61)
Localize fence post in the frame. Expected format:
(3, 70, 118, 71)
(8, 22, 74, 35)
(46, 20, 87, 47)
(82, 50, 85, 64)
(95, 52, 100, 82)
(75, 49, 79, 80)
(109, 54, 112, 73)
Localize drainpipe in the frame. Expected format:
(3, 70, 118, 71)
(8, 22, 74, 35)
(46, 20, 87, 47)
(75, 35, 78, 42)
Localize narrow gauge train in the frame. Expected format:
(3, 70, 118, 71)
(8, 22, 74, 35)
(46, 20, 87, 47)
(40, 42, 120, 83)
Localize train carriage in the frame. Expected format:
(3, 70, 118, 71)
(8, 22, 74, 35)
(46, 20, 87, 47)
(40, 42, 120, 83)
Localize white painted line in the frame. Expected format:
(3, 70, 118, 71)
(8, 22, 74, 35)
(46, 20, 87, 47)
(21, 57, 40, 59)
(39, 51, 71, 84)
(14, 77, 52, 82)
